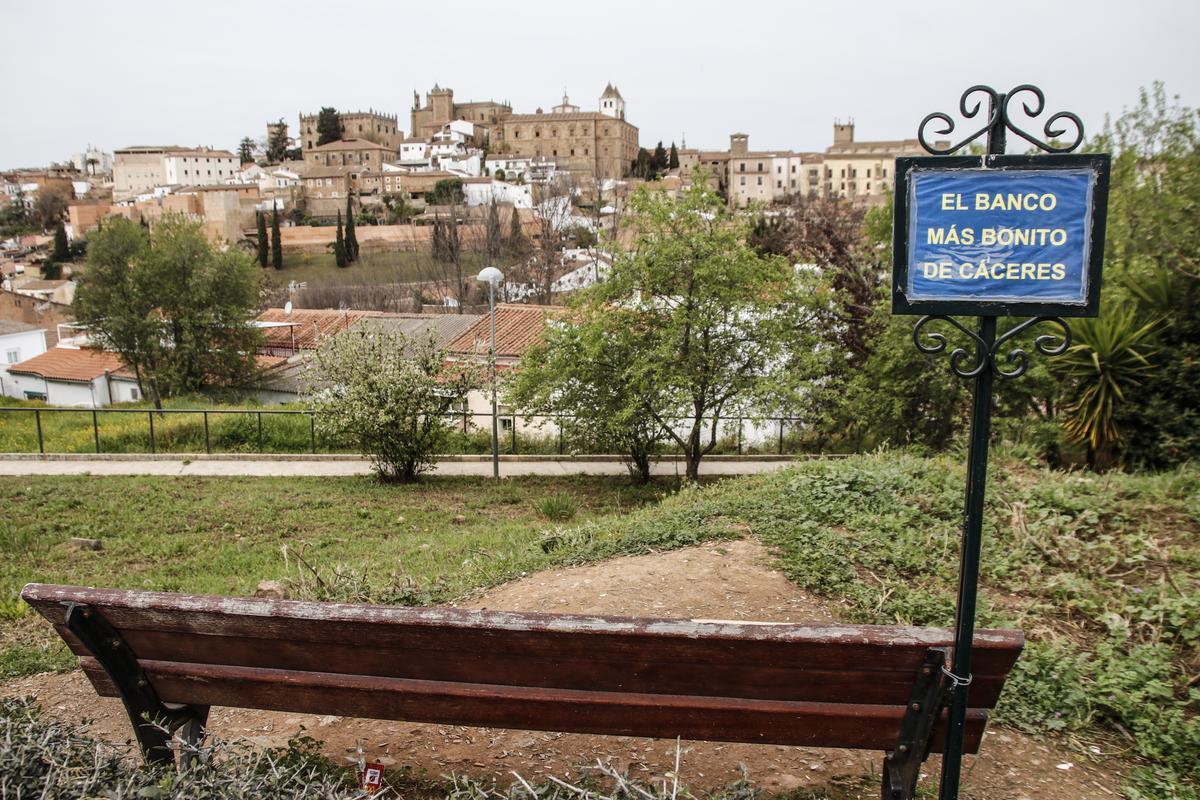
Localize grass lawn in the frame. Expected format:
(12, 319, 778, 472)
(0, 475, 689, 678)
(2, 455, 1196, 797)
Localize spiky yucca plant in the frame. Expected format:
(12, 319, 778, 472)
(1055, 305, 1158, 468)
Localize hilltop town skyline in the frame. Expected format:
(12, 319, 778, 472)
(4, 0, 1199, 169)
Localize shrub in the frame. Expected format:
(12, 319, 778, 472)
(307, 330, 480, 482)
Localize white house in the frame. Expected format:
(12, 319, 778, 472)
(462, 178, 532, 208)
(4, 347, 141, 406)
(399, 139, 430, 166)
(436, 151, 482, 177)
(0, 321, 48, 399)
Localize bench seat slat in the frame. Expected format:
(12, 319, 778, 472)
(25, 585, 1022, 711)
(82, 657, 989, 754)
(57, 623, 1013, 707)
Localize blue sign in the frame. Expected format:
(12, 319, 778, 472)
(905, 167, 1096, 306)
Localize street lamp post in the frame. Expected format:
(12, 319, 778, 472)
(476, 267, 504, 480)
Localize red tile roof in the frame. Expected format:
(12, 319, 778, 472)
(446, 304, 555, 359)
(256, 308, 380, 351)
(8, 348, 135, 383)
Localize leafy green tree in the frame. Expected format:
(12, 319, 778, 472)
(73, 215, 263, 407)
(344, 194, 359, 262)
(307, 330, 480, 482)
(508, 302, 666, 483)
(427, 178, 465, 206)
(334, 211, 347, 268)
(586, 182, 820, 480)
(271, 207, 282, 270)
(266, 119, 289, 163)
(0, 197, 31, 239)
(668, 142, 679, 170)
(237, 137, 255, 164)
(255, 211, 268, 267)
(52, 221, 69, 262)
(316, 107, 342, 146)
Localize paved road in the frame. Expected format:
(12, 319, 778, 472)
(0, 457, 804, 477)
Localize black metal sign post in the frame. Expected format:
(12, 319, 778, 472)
(892, 85, 1110, 800)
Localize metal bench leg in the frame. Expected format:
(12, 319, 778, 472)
(177, 705, 210, 770)
(882, 648, 951, 800)
(63, 602, 208, 769)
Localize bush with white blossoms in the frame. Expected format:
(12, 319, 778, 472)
(307, 330, 481, 482)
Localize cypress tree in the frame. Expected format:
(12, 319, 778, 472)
(431, 218, 445, 262)
(255, 211, 268, 267)
(335, 211, 347, 267)
(344, 194, 359, 263)
(52, 221, 70, 262)
(668, 142, 680, 170)
(271, 207, 282, 270)
(652, 141, 667, 171)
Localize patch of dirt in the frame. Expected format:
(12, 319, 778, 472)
(2, 539, 1126, 798)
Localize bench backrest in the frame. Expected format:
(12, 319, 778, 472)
(23, 583, 1023, 754)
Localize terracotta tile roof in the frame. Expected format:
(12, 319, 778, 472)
(8, 347, 134, 383)
(256, 308, 381, 351)
(446, 304, 556, 359)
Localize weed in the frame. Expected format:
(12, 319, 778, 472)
(537, 492, 579, 521)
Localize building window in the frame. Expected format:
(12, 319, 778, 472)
(757, 176, 762, 185)
(739, 176, 745, 186)
(757, 162, 763, 171)
(129, 387, 140, 401)
(777, 181, 782, 188)
(5, 349, 18, 364)
(739, 163, 745, 172)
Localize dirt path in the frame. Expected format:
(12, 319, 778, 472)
(3, 539, 1126, 798)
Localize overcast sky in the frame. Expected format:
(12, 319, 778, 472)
(3, 0, 1197, 169)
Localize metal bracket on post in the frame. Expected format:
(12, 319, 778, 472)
(882, 648, 952, 800)
(63, 602, 209, 768)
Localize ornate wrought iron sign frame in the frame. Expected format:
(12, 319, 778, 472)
(890, 85, 1110, 800)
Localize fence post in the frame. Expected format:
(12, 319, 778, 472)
(778, 418, 784, 455)
(92, 410, 100, 454)
(558, 413, 564, 455)
(737, 417, 743, 456)
(257, 412, 264, 452)
(511, 415, 517, 454)
(310, 413, 316, 454)
(203, 412, 211, 454)
(148, 411, 156, 454)
(35, 410, 44, 454)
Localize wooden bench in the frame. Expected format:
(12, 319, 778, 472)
(23, 583, 1023, 800)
